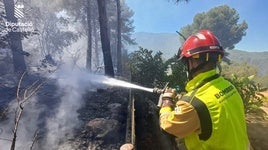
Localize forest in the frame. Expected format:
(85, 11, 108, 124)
(0, 0, 136, 76)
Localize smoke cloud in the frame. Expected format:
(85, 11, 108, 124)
(43, 67, 88, 149)
(0, 96, 44, 150)
(0, 65, 110, 150)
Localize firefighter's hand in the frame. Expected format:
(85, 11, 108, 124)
(162, 88, 177, 100)
(161, 88, 177, 107)
(176, 91, 186, 100)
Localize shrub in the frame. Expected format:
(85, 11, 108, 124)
(227, 75, 265, 113)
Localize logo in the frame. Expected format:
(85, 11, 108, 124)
(174, 106, 182, 114)
(214, 85, 234, 99)
(209, 46, 220, 49)
(14, 4, 24, 19)
(0, 3, 34, 34)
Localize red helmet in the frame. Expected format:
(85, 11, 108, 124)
(178, 30, 224, 61)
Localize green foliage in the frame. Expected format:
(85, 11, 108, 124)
(227, 75, 265, 113)
(129, 47, 167, 88)
(180, 5, 248, 50)
(164, 55, 187, 92)
(222, 62, 266, 113)
(129, 48, 188, 92)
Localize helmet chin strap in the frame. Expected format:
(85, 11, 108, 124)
(186, 71, 190, 81)
(216, 62, 222, 75)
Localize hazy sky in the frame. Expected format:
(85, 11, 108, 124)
(125, 0, 268, 52)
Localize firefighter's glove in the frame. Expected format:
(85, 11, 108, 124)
(161, 88, 177, 108)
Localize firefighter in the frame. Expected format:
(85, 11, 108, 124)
(159, 29, 249, 149)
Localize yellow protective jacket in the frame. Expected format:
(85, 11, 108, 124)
(159, 69, 249, 150)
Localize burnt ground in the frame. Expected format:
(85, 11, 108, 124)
(0, 74, 130, 150)
(0, 73, 179, 150)
(0, 73, 170, 150)
(0, 74, 268, 150)
(68, 88, 130, 150)
(65, 89, 179, 150)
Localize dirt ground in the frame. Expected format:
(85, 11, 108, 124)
(247, 91, 268, 150)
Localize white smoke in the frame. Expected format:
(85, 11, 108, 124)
(0, 66, 108, 150)
(43, 67, 89, 149)
(0, 63, 143, 150)
(0, 96, 44, 150)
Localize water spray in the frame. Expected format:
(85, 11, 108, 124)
(101, 77, 169, 106)
(93, 75, 170, 107)
(101, 77, 154, 93)
(102, 76, 168, 92)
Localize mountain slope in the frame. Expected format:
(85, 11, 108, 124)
(128, 32, 268, 76)
(227, 50, 268, 75)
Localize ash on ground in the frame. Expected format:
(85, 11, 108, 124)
(0, 74, 129, 150)
(66, 89, 129, 150)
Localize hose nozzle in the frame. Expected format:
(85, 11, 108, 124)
(152, 82, 169, 94)
(153, 82, 169, 107)
(153, 88, 165, 94)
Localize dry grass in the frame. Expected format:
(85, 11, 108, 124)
(247, 90, 268, 150)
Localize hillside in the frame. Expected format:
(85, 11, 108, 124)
(227, 50, 268, 75)
(128, 32, 268, 76)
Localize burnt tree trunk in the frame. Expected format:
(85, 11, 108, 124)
(97, 0, 114, 77)
(86, 0, 92, 71)
(93, 17, 100, 69)
(116, 0, 122, 75)
(3, 0, 27, 74)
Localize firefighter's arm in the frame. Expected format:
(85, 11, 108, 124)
(159, 99, 201, 138)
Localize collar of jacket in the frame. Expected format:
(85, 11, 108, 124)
(185, 69, 217, 92)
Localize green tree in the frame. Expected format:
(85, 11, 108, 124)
(164, 55, 188, 91)
(107, 0, 135, 75)
(180, 5, 248, 50)
(129, 47, 166, 88)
